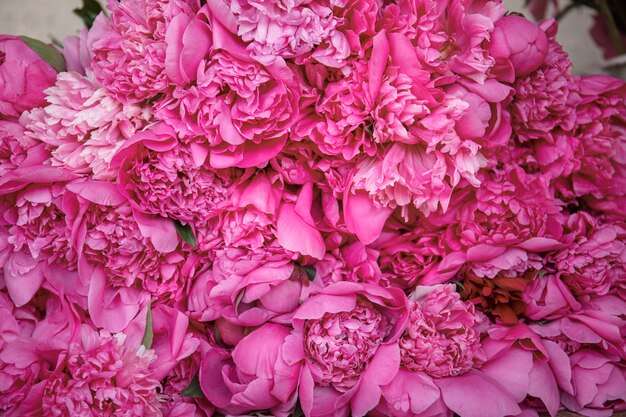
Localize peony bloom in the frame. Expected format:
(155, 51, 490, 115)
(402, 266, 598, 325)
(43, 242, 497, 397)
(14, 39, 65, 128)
(523, 273, 582, 321)
(199, 323, 300, 416)
(0, 167, 78, 307)
(571, 75, 626, 214)
(0, 293, 78, 416)
(511, 20, 579, 145)
(400, 285, 484, 378)
(489, 15, 548, 82)
(552, 214, 626, 301)
(24, 71, 150, 180)
(375, 228, 448, 290)
(112, 124, 237, 225)
(208, 0, 350, 67)
(0, 120, 31, 177)
(90, 0, 201, 103)
(147, 305, 200, 382)
(187, 244, 303, 332)
(156, 37, 301, 168)
(373, 286, 521, 417)
(561, 350, 626, 416)
(283, 282, 408, 417)
(40, 326, 161, 417)
(0, 35, 58, 119)
(63, 180, 187, 303)
(480, 324, 574, 417)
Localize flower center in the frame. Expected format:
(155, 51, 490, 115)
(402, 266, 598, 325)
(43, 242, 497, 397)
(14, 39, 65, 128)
(304, 298, 390, 392)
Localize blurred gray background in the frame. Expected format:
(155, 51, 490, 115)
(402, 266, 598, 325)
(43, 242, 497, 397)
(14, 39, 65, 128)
(0, 0, 604, 74)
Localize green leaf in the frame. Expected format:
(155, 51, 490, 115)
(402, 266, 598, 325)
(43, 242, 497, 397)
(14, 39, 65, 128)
(141, 303, 153, 349)
(20, 36, 66, 73)
(302, 265, 316, 281)
(181, 373, 204, 398)
(73, 0, 104, 29)
(174, 220, 197, 248)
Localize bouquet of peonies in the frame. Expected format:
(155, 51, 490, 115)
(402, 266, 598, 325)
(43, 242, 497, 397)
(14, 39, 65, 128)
(0, 0, 625, 416)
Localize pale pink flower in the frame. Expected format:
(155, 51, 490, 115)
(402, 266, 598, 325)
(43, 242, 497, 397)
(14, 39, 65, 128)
(209, 0, 350, 66)
(24, 71, 150, 180)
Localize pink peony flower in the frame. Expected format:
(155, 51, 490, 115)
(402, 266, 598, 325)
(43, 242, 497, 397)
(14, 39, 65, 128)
(0, 168, 78, 307)
(400, 285, 484, 378)
(199, 323, 300, 416)
(375, 228, 449, 290)
(553, 214, 626, 301)
(24, 71, 150, 180)
(112, 124, 238, 225)
(208, 0, 350, 67)
(187, 245, 303, 330)
(90, 0, 201, 103)
(571, 75, 626, 214)
(62, 29, 92, 75)
(489, 15, 548, 82)
(40, 325, 161, 417)
(283, 281, 408, 417)
(0, 35, 58, 119)
(156, 38, 301, 168)
(0, 293, 79, 416)
(560, 349, 626, 416)
(148, 305, 200, 382)
(480, 324, 574, 416)
(63, 180, 188, 304)
(511, 21, 579, 145)
(523, 273, 582, 321)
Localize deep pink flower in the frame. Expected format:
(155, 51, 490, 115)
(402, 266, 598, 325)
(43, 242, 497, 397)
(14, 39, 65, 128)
(112, 124, 238, 225)
(553, 213, 626, 301)
(481, 324, 574, 416)
(571, 75, 626, 215)
(90, 0, 201, 103)
(0, 35, 58, 119)
(0, 168, 78, 307)
(63, 180, 188, 304)
(400, 285, 484, 378)
(489, 15, 548, 82)
(283, 282, 408, 417)
(199, 323, 300, 416)
(0, 293, 79, 416)
(561, 349, 626, 416)
(156, 40, 301, 168)
(40, 326, 161, 417)
(511, 21, 579, 144)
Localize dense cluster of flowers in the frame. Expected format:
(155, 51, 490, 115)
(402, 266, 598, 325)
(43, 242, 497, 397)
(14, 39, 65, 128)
(1, 0, 625, 416)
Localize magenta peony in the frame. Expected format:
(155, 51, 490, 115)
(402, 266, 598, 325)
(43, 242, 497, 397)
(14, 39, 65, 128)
(1, 0, 625, 416)
(0, 35, 58, 118)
